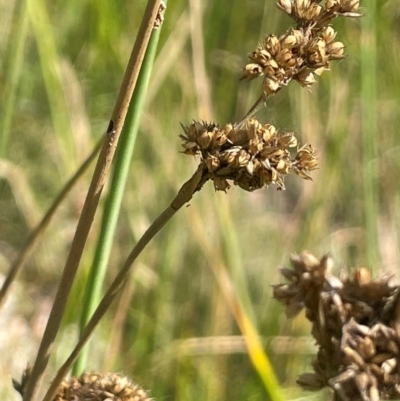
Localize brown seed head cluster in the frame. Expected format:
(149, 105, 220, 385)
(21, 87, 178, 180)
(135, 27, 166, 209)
(180, 118, 317, 192)
(273, 252, 400, 401)
(53, 372, 151, 401)
(242, 0, 361, 95)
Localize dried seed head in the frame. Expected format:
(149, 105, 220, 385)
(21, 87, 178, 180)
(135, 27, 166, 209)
(274, 252, 400, 400)
(53, 372, 151, 401)
(180, 119, 317, 192)
(244, 0, 362, 105)
(273, 251, 329, 318)
(243, 27, 336, 93)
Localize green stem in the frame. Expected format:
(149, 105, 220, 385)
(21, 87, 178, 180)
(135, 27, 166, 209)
(21, 3, 162, 400)
(73, 9, 165, 375)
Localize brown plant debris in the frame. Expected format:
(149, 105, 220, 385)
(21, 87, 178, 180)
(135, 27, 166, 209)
(179, 118, 318, 192)
(273, 251, 400, 401)
(53, 372, 151, 401)
(242, 0, 362, 96)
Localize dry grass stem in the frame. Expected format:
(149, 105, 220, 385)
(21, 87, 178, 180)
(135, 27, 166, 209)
(41, 168, 202, 401)
(22, 1, 162, 400)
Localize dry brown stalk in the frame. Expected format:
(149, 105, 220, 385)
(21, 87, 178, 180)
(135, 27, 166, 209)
(21, 2, 163, 401)
(40, 166, 204, 401)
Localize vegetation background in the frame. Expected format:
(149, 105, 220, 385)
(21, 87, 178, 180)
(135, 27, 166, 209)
(0, 0, 399, 400)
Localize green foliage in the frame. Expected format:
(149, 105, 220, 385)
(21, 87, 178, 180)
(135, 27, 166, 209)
(0, 0, 399, 400)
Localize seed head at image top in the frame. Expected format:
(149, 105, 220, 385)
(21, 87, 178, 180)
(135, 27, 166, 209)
(242, 0, 362, 97)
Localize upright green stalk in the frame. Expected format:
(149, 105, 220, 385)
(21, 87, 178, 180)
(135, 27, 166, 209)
(73, 7, 165, 375)
(361, 0, 379, 269)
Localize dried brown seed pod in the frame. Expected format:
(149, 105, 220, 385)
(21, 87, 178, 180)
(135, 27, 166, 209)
(275, 252, 400, 400)
(53, 372, 151, 401)
(243, 0, 362, 110)
(180, 118, 317, 192)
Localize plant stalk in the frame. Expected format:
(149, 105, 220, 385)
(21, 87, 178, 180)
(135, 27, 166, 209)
(73, 5, 165, 375)
(22, 2, 162, 400)
(41, 166, 205, 401)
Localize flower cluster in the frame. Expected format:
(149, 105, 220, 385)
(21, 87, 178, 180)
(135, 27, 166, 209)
(278, 0, 362, 25)
(242, 0, 361, 96)
(53, 372, 151, 401)
(273, 252, 400, 401)
(180, 118, 317, 192)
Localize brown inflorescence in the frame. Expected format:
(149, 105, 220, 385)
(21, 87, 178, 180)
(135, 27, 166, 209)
(242, 0, 361, 96)
(180, 118, 317, 192)
(53, 372, 151, 401)
(273, 251, 400, 401)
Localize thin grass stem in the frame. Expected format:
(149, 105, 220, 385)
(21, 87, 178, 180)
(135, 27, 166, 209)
(236, 95, 264, 128)
(22, 2, 162, 400)
(73, 8, 165, 375)
(41, 166, 204, 401)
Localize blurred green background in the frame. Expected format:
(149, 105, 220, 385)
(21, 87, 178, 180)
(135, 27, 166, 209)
(0, 0, 399, 400)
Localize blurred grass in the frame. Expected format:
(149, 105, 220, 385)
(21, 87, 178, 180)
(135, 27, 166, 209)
(360, 0, 379, 270)
(1, 0, 400, 400)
